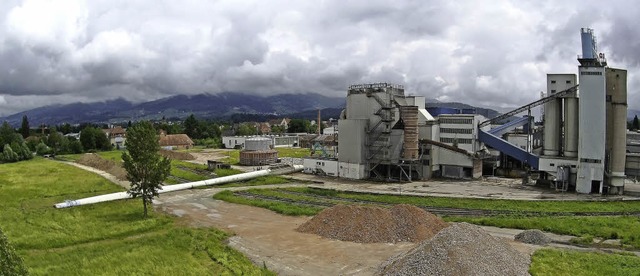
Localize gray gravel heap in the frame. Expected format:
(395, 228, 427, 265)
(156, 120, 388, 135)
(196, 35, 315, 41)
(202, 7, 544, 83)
(514, 229, 551, 245)
(377, 223, 531, 276)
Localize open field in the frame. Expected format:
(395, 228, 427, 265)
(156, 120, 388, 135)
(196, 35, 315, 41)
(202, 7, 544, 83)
(0, 158, 273, 275)
(530, 249, 640, 275)
(214, 187, 640, 249)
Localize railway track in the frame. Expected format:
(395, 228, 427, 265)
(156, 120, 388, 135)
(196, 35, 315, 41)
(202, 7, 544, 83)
(233, 190, 640, 217)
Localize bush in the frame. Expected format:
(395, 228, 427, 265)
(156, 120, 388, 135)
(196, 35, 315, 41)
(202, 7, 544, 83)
(0, 228, 28, 275)
(2, 144, 19, 163)
(35, 142, 51, 156)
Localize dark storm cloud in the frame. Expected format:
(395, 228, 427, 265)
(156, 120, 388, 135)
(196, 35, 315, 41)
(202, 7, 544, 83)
(0, 0, 639, 116)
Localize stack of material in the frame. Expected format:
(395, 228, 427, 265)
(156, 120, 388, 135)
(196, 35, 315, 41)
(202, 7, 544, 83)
(377, 223, 531, 276)
(296, 204, 448, 243)
(515, 229, 552, 245)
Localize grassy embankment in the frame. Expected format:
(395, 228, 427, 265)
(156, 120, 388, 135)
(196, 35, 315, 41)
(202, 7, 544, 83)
(0, 158, 274, 275)
(221, 147, 310, 164)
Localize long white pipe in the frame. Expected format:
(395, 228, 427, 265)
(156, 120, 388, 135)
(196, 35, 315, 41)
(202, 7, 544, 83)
(54, 165, 303, 208)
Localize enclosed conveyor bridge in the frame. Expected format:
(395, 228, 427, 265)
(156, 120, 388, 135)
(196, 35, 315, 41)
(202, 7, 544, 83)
(477, 85, 579, 170)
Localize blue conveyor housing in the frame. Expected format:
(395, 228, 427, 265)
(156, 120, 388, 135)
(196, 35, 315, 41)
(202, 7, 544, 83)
(488, 116, 531, 136)
(478, 129, 539, 169)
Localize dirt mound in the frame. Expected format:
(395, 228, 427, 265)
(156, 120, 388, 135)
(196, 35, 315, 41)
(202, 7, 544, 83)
(76, 154, 127, 181)
(296, 204, 448, 243)
(377, 223, 531, 276)
(159, 149, 195, 160)
(515, 229, 551, 245)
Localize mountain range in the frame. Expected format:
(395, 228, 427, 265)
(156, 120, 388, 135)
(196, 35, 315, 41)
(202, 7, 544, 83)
(3, 92, 638, 127)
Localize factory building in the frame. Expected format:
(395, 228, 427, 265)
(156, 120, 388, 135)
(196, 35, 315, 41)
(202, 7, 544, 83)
(303, 28, 628, 195)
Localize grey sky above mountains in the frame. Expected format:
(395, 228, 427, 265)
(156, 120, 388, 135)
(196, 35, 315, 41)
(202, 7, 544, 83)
(0, 0, 639, 116)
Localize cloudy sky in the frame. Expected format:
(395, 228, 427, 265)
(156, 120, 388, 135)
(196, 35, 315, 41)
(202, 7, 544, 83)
(0, 0, 638, 116)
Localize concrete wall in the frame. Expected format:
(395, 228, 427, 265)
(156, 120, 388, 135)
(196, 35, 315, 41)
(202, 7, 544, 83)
(577, 66, 606, 193)
(339, 162, 367, 179)
(337, 119, 368, 164)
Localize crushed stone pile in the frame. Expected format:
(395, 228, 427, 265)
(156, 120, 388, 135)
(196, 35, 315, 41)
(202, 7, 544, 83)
(377, 223, 531, 276)
(296, 204, 448, 243)
(515, 229, 551, 245)
(159, 149, 195, 160)
(76, 153, 127, 181)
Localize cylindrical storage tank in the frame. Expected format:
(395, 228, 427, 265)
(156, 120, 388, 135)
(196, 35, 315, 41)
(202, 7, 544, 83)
(239, 150, 278, 166)
(607, 68, 628, 191)
(244, 137, 272, 151)
(400, 106, 419, 160)
(426, 107, 459, 117)
(563, 97, 579, 157)
(543, 98, 562, 156)
(580, 28, 595, 59)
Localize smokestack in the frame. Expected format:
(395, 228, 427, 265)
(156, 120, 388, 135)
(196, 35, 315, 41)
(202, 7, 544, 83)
(317, 109, 321, 135)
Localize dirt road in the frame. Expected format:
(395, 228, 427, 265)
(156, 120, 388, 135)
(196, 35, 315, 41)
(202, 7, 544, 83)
(154, 189, 415, 276)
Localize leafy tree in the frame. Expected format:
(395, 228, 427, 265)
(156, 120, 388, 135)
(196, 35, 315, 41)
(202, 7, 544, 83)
(80, 126, 112, 152)
(236, 123, 257, 136)
(122, 121, 171, 218)
(69, 139, 83, 154)
(20, 115, 30, 138)
(35, 142, 51, 156)
(633, 115, 640, 131)
(0, 227, 28, 275)
(271, 125, 285, 135)
(2, 144, 19, 162)
(184, 114, 199, 138)
(0, 121, 19, 148)
(287, 119, 310, 133)
(60, 123, 72, 134)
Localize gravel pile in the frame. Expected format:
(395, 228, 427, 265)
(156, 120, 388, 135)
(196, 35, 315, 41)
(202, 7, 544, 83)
(377, 223, 531, 276)
(514, 229, 551, 245)
(296, 204, 448, 243)
(77, 154, 128, 180)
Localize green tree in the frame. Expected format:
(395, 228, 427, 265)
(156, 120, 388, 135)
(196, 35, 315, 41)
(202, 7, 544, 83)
(20, 115, 30, 138)
(80, 126, 97, 151)
(236, 123, 257, 136)
(2, 144, 19, 162)
(0, 227, 28, 275)
(69, 139, 83, 154)
(633, 115, 640, 131)
(184, 114, 199, 139)
(287, 119, 310, 133)
(35, 142, 51, 156)
(0, 121, 18, 148)
(122, 121, 171, 218)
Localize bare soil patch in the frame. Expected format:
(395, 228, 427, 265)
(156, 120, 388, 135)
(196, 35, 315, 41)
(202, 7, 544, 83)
(76, 154, 127, 181)
(159, 149, 195, 160)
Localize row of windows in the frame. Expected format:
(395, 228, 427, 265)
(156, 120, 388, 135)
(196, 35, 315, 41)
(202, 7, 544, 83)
(580, 71, 602, 75)
(440, 118, 473, 124)
(440, 137, 472, 144)
(440, 128, 472, 134)
(550, 80, 572, 84)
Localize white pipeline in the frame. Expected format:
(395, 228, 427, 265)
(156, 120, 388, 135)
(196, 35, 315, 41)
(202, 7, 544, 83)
(54, 165, 303, 208)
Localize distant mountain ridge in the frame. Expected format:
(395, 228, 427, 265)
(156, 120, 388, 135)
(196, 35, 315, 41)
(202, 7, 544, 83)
(0, 92, 345, 126)
(11, 92, 629, 126)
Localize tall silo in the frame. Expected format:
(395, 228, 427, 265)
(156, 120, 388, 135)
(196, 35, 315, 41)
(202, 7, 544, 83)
(606, 68, 627, 194)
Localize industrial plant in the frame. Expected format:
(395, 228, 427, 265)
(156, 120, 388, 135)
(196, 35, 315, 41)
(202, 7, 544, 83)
(303, 28, 629, 195)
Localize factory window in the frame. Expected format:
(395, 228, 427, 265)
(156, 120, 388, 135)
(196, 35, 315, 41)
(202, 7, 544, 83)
(606, 95, 612, 102)
(580, 71, 602, 75)
(440, 118, 473, 124)
(580, 158, 602, 164)
(440, 137, 472, 144)
(566, 80, 572, 84)
(441, 128, 472, 134)
(551, 90, 556, 93)
(551, 80, 556, 84)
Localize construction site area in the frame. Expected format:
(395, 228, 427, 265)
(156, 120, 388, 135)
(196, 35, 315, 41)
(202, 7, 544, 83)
(37, 28, 640, 275)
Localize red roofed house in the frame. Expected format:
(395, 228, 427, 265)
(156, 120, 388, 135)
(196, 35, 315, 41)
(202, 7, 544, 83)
(158, 130, 194, 150)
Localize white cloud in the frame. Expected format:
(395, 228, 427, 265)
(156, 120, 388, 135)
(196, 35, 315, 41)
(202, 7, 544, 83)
(0, 0, 639, 116)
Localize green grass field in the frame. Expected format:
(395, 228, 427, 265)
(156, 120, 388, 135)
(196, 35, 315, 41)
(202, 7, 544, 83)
(530, 249, 640, 275)
(0, 159, 273, 275)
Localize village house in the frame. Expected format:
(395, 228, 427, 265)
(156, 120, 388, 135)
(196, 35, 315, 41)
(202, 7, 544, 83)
(102, 126, 126, 149)
(158, 130, 194, 150)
